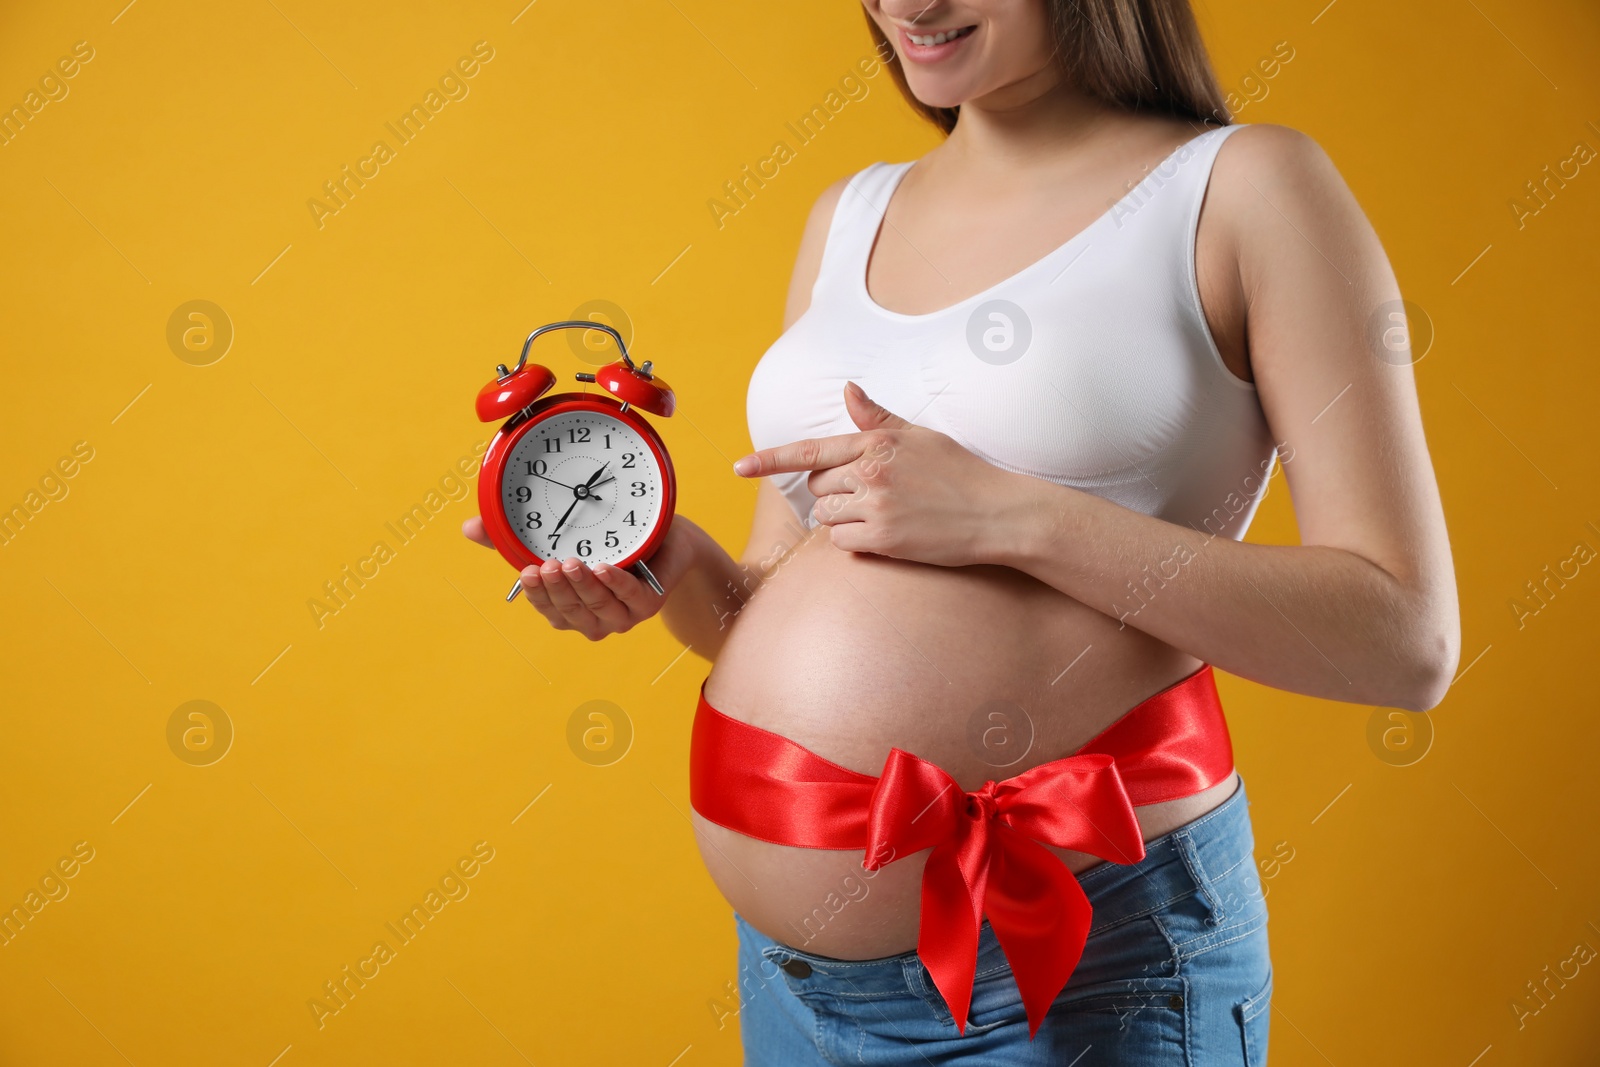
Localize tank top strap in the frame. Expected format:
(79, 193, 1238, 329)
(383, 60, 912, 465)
(1110, 123, 1245, 242)
(1176, 123, 1246, 228)
(811, 160, 914, 298)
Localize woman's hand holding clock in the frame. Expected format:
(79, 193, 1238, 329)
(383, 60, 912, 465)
(462, 513, 704, 640)
(732, 382, 1029, 569)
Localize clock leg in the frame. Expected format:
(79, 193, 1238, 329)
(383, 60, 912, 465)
(505, 578, 524, 603)
(633, 559, 665, 596)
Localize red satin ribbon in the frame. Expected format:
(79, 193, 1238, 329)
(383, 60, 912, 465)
(688, 665, 1235, 1038)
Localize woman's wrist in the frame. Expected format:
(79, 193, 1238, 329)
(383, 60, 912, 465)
(660, 519, 758, 653)
(678, 520, 741, 607)
(980, 470, 1082, 577)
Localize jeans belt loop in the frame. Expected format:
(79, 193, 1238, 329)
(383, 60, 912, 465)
(1173, 829, 1224, 927)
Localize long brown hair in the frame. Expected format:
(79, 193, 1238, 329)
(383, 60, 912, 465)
(863, 0, 1230, 134)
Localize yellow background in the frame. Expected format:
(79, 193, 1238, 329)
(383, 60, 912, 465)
(2, 1, 1597, 1063)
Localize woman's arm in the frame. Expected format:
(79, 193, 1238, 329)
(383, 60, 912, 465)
(654, 481, 813, 659)
(659, 177, 852, 659)
(476, 176, 852, 657)
(734, 126, 1459, 711)
(989, 125, 1460, 710)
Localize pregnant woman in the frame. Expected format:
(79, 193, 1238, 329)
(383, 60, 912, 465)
(465, 0, 1459, 1061)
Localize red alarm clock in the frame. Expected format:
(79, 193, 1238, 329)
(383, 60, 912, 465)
(475, 321, 677, 602)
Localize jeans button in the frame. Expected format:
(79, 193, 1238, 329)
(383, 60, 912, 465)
(781, 958, 813, 978)
(1168, 993, 1184, 1010)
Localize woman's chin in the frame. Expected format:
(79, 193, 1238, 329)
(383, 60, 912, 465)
(904, 85, 969, 112)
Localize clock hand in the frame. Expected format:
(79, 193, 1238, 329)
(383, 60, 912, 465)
(550, 496, 582, 537)
(534, 473, 613, 494)
(529, 471, 606, 501)
(551, 463, 612, 537)
(580, 465, 612, 505)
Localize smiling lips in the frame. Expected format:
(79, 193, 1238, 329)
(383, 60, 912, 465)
(896, 22, 976, 60)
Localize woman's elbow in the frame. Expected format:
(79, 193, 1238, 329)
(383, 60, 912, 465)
(1393, 607, 1461, 712)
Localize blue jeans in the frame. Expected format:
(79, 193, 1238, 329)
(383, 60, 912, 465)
(735, 778, 1271, 1065)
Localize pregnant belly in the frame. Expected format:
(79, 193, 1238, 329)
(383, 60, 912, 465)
(693, 529, 1237, 960)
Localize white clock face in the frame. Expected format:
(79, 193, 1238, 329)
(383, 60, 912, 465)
(503, 409, 665, 566)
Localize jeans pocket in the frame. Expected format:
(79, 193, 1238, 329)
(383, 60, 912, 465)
(1054, 976, 1190, 1063)
(1234, 965, 1272, 1066)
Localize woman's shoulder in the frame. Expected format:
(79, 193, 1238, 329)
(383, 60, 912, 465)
(782, 160, 910, 325)
(793, 160, 906, 253)
(807, 159, 908, 214)
(805, 172, 855, 230)
(1205, 121, 1368, 257)
(1214, 122, 1336, 181)
(782, 169, 867, 326)
(1209, 122, 1348, 210)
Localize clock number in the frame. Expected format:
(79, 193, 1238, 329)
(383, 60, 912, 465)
(514, 486, 532, 504)
(630, 481, 647, 497)
(623, 510, 637, 526)
(548, 533, 561, 551)
(524, 511, 543, 530)
(605, 530, 619, 549)
(567, 426, 591, 444)
(603, 433, 613, 449)
(576, 539, 592, 557)
(525, 459, 548, 477)
(543, 436, 562, 454)
(622, 452, 637, 468)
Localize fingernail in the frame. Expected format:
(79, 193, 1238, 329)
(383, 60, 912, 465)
(846, 380, 865, 399)
(732, 456, 758, 476)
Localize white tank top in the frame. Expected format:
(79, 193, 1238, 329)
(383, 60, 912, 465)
(746, 123, 1279, 542)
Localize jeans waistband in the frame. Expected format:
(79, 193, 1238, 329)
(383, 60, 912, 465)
(1078, 774, 1254, 934)
(739, 777, 1255, 994)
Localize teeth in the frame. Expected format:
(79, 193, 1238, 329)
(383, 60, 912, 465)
(907, 26, 971, 46)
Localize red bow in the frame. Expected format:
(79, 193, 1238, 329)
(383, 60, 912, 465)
(862, 748, 1146, 1037)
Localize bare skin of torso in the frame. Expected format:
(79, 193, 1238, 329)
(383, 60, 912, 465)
(692, 109, 1254, 961)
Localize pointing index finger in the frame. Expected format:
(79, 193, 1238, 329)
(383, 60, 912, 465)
(733, 432, 874, 477)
